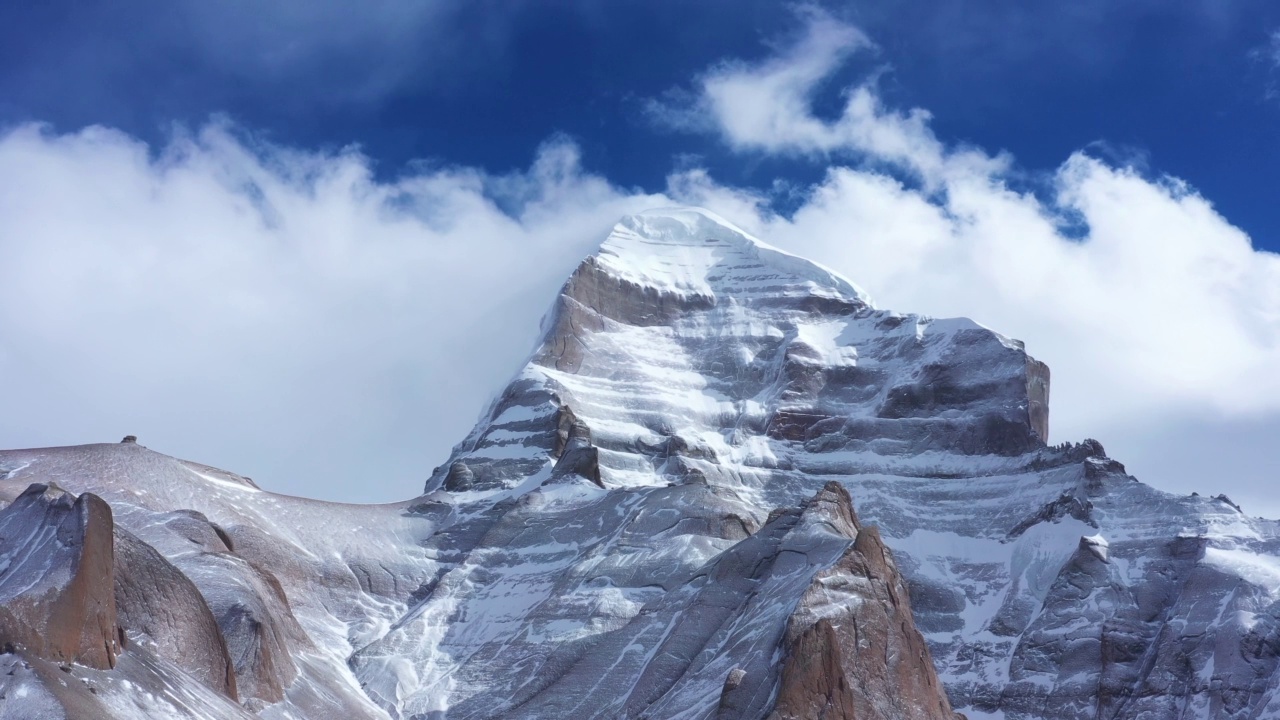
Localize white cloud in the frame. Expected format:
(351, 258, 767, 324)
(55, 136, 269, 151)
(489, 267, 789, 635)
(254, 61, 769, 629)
(657, 9, 1280, 515)
(2, 10, 1278, 519)
(649, 10, 1005, 189)
(0, 121, 664, 501)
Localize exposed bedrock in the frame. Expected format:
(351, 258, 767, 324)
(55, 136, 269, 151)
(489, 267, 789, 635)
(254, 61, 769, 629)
(0, 479, 316, 715)
(0, 483, 120, 670)
(446, 480, 959, 720)
(505, 208, 1053, 498)
(766, 486, 960, 720)
(113, 526, 239, 700)
(1000, 530, 1280, 720)
(1026, 357, 1051, 442)
(161, 523, 311, 707)
(82, 500, 313, 708)
(563, 254, 717, 330)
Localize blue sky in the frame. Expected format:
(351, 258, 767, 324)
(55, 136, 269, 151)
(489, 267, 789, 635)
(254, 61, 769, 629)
(1, 2, 1278, 512)
(5, 1, 1280, 243)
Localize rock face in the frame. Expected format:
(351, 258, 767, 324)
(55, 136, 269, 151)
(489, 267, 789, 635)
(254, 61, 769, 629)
(113, 526, 239, 700)
(0, 440, 445, 720)
(770, 518, 957, 720)
(0, 483, 120, 670)
(1, 206, 1279, 719)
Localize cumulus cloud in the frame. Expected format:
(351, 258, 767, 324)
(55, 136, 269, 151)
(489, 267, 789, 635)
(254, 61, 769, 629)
(655, 9, 1280, 514)
(0, 121, 663, 501)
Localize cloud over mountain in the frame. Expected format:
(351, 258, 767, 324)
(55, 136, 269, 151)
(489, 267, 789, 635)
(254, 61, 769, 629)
(1, 11, 1277, 513)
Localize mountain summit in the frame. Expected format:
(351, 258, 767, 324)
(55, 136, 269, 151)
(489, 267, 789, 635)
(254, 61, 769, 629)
(2, 207, 1277, 719)
(425, 206, 1050, 499)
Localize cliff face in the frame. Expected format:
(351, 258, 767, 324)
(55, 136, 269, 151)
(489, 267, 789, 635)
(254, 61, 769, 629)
(764, 484, 958, 720)
(1, 207, 1278, 720)
(112, 525, 239, 700)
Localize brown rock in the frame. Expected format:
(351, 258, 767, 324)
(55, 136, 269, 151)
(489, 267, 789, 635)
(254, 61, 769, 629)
(0, 483, 120, 670)
(769, 517, 959, 720)
(113, 527, 239, 699)
(770, 619, 859, 719)
(717, 667, 756, 717)
(553, 402, 591, 459)
(534, 255, 715, 373)
(550, 401, 603, 485)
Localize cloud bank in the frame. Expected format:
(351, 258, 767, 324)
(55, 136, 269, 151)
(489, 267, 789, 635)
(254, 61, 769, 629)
(0, 123, 663, 500)
(1, 11, 1276, 513)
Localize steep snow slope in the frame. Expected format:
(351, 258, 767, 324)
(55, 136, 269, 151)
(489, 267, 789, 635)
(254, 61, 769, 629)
(2, 206, 1278, 719)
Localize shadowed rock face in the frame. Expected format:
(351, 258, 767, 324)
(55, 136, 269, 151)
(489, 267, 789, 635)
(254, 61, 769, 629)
(0, 483, 120, 670)
(380, 209, 1280, 719)
(706, 483, 959, 720)
(116, 509, 311, 707)
(0, 443, 428, 720)
(207, 557, 304, 706)
(0, 480, 318, 717)
(1026, 358, 1051, 443)
(113, 526, 239, 700)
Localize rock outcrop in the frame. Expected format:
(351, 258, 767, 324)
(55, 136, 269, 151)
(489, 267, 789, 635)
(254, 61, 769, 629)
(771, 516, 958, 720)
(0, 483, 120, 670)
(113, 526, 239, 699)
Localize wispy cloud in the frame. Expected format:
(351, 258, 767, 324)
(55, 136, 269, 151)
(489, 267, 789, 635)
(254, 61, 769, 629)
(1248, 28, 1280, 99)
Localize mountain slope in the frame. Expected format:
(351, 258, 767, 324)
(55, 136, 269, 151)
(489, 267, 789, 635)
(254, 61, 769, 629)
(2, 206, 1278, 719)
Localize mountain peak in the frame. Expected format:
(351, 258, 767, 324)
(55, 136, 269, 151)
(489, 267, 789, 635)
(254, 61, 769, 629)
(593, 205, 873, 308)
(433, 207, 1054, 500)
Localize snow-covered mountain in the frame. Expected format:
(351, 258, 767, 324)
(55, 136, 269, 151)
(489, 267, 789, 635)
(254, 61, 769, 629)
(1, 207, 1277, 719)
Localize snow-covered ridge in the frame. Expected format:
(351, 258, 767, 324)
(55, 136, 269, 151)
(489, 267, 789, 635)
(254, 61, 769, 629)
(595, 207, 873, 308)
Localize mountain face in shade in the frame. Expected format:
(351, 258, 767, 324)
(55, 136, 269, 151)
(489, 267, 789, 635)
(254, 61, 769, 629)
(1, 207, 1278, 720)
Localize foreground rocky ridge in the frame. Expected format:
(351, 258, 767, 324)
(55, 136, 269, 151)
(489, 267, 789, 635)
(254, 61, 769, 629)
(0, 449, 956, 720)
(2, 207, 1278, 719)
